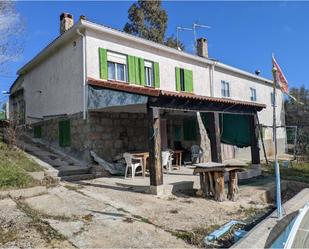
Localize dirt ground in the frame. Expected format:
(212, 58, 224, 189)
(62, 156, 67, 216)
(0, 176, 306, 248)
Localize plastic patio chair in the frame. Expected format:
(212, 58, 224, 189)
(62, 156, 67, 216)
(162, 150, 173, 172)
(123, 152, 144, 179)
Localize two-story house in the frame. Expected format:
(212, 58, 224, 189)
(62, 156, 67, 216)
(9, 13, 286, 187)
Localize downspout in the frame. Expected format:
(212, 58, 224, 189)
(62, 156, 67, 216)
(210, 61, 217, 97)
(77, 28, 87, 120)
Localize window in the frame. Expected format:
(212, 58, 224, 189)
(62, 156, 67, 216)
(107, 51, 127, 82)
(180, 69, 185, 91)
(175, 67, 193, 92)
(250, 87, 257, 101)
(183, 118, 197, 141)
(221, 80, 230, 97)
(144, 61, 154, 87)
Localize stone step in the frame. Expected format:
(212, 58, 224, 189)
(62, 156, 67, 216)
(58, 167, 91, 177)
(60, 173, 94, 182)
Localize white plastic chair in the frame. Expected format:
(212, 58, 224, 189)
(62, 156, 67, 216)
(191, 145, 203, 163)
(162, 150, 173, 172)
(123, 153, 144, 179)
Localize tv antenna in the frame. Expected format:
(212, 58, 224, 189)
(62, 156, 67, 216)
(193, 22, 211, 49)
(176, 26, 193, 51)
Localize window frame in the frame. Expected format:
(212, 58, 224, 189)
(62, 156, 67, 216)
(250, 87, 257, 101)
(144, 60, 154, 87)
(221, 80, 230, 97)
(107, 51, 127, 82)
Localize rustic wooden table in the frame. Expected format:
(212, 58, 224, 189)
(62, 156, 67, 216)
(193, 162, 245, 202)
(131, 152, 149, 178)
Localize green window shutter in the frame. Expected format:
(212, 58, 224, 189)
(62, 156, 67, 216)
(175, 67, 181, 91)
(99, 48, 108, 80)
(183, 118, 197, 141)
(134, 57, 141, 85)
(184, 69, 193, 93)
(128, 55, 136, 83)
(153, 62, 160, 88)
(139, 58, 146, 86)
(59, 120, 71, 147)
(33, 125, 42, 138)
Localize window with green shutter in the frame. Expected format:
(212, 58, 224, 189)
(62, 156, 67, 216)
(175, 67, 193, 93)
(33, 125, 42, 138)
(183, 118, 197, 141)
(59, 120, 71, 147)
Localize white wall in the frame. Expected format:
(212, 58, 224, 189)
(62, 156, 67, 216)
(22, 36, 83, 123)
(213, 67, 285, 139)
(86, 30, 211, 95)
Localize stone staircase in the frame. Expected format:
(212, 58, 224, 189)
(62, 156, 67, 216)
(19, 135, 94, 181)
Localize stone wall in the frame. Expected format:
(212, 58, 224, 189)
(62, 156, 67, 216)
(29, 111, 148, 163)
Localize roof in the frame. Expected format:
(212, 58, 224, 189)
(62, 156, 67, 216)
(87, 77, 266, 111)
(17, 18, 273, 86)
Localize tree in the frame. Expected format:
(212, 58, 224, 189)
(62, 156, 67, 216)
(124, 0, 185, 50)
(0, 1, 24, 74)
(285, 86, 309, 156)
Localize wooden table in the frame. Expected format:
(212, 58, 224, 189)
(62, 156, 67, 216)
(131, 152, 149, 177)
(173, 150, 183, 169)
(193, 162, 245, 202)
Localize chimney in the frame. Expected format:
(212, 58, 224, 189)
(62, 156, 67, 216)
(60, 13, 73, 34)
(196, 38, 208, 58)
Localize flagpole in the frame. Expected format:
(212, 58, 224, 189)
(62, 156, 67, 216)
(272, 63, 283, 219)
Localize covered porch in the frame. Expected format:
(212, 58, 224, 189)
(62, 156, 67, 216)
(87, 77, 266, 199)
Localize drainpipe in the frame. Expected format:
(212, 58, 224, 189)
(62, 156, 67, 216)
(77, 28, 87, 120)
(210, 61, 217, 97)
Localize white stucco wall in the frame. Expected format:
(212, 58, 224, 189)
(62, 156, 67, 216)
(22, 36, 83, 123)
(86, 30, 210, 95)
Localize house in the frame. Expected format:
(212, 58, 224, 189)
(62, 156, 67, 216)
(9, 13, 286, 188)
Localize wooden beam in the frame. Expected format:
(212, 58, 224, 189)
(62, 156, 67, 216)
(148, 107, 163, 186)
(249, 114, 260, 164)
(205, 112, 222, 163)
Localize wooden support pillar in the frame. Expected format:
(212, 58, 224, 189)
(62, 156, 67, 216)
(249, 114, 260, 164)
(227, 170, 238, 201)
(148, 107, 163, 186)
(205, 112, 222, 163)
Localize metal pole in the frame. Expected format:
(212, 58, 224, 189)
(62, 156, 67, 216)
(272, 65, 283, 219)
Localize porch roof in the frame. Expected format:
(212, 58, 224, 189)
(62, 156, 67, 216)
(87, 77, 266, 113)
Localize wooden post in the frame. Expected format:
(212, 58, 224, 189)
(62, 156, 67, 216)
(214, 171, 225, 202)
(249, 114, 260, 164)
(227, 170, 238, 201)
(206, 112, 222, 163)
(148, 107, 163, 186)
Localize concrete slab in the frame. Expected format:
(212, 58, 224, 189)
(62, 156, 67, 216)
(232, 188, 309, 248)
(0, 186, 47, 199)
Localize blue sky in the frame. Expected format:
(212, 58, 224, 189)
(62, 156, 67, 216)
(1, 1, 308, 104)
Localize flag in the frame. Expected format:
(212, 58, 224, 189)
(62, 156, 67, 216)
(272, 55, 289, 93)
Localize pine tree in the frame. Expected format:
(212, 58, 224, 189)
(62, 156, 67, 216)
(124, 0, 184, 50)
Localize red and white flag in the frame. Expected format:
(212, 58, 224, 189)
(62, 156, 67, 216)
(272, 55, 289, 93)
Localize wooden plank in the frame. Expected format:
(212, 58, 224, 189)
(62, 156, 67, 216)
(148, 107, 163, 186)
(205, 112, 222, 163)
(249, 114, 260, 164)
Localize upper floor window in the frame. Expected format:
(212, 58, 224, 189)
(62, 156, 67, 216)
(144, 61, 154, 87)
(250, 87, 257, 101)
(221, 80, 230, 97)
(107, 51, 127, 82)
(175, 67, 193, 92)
